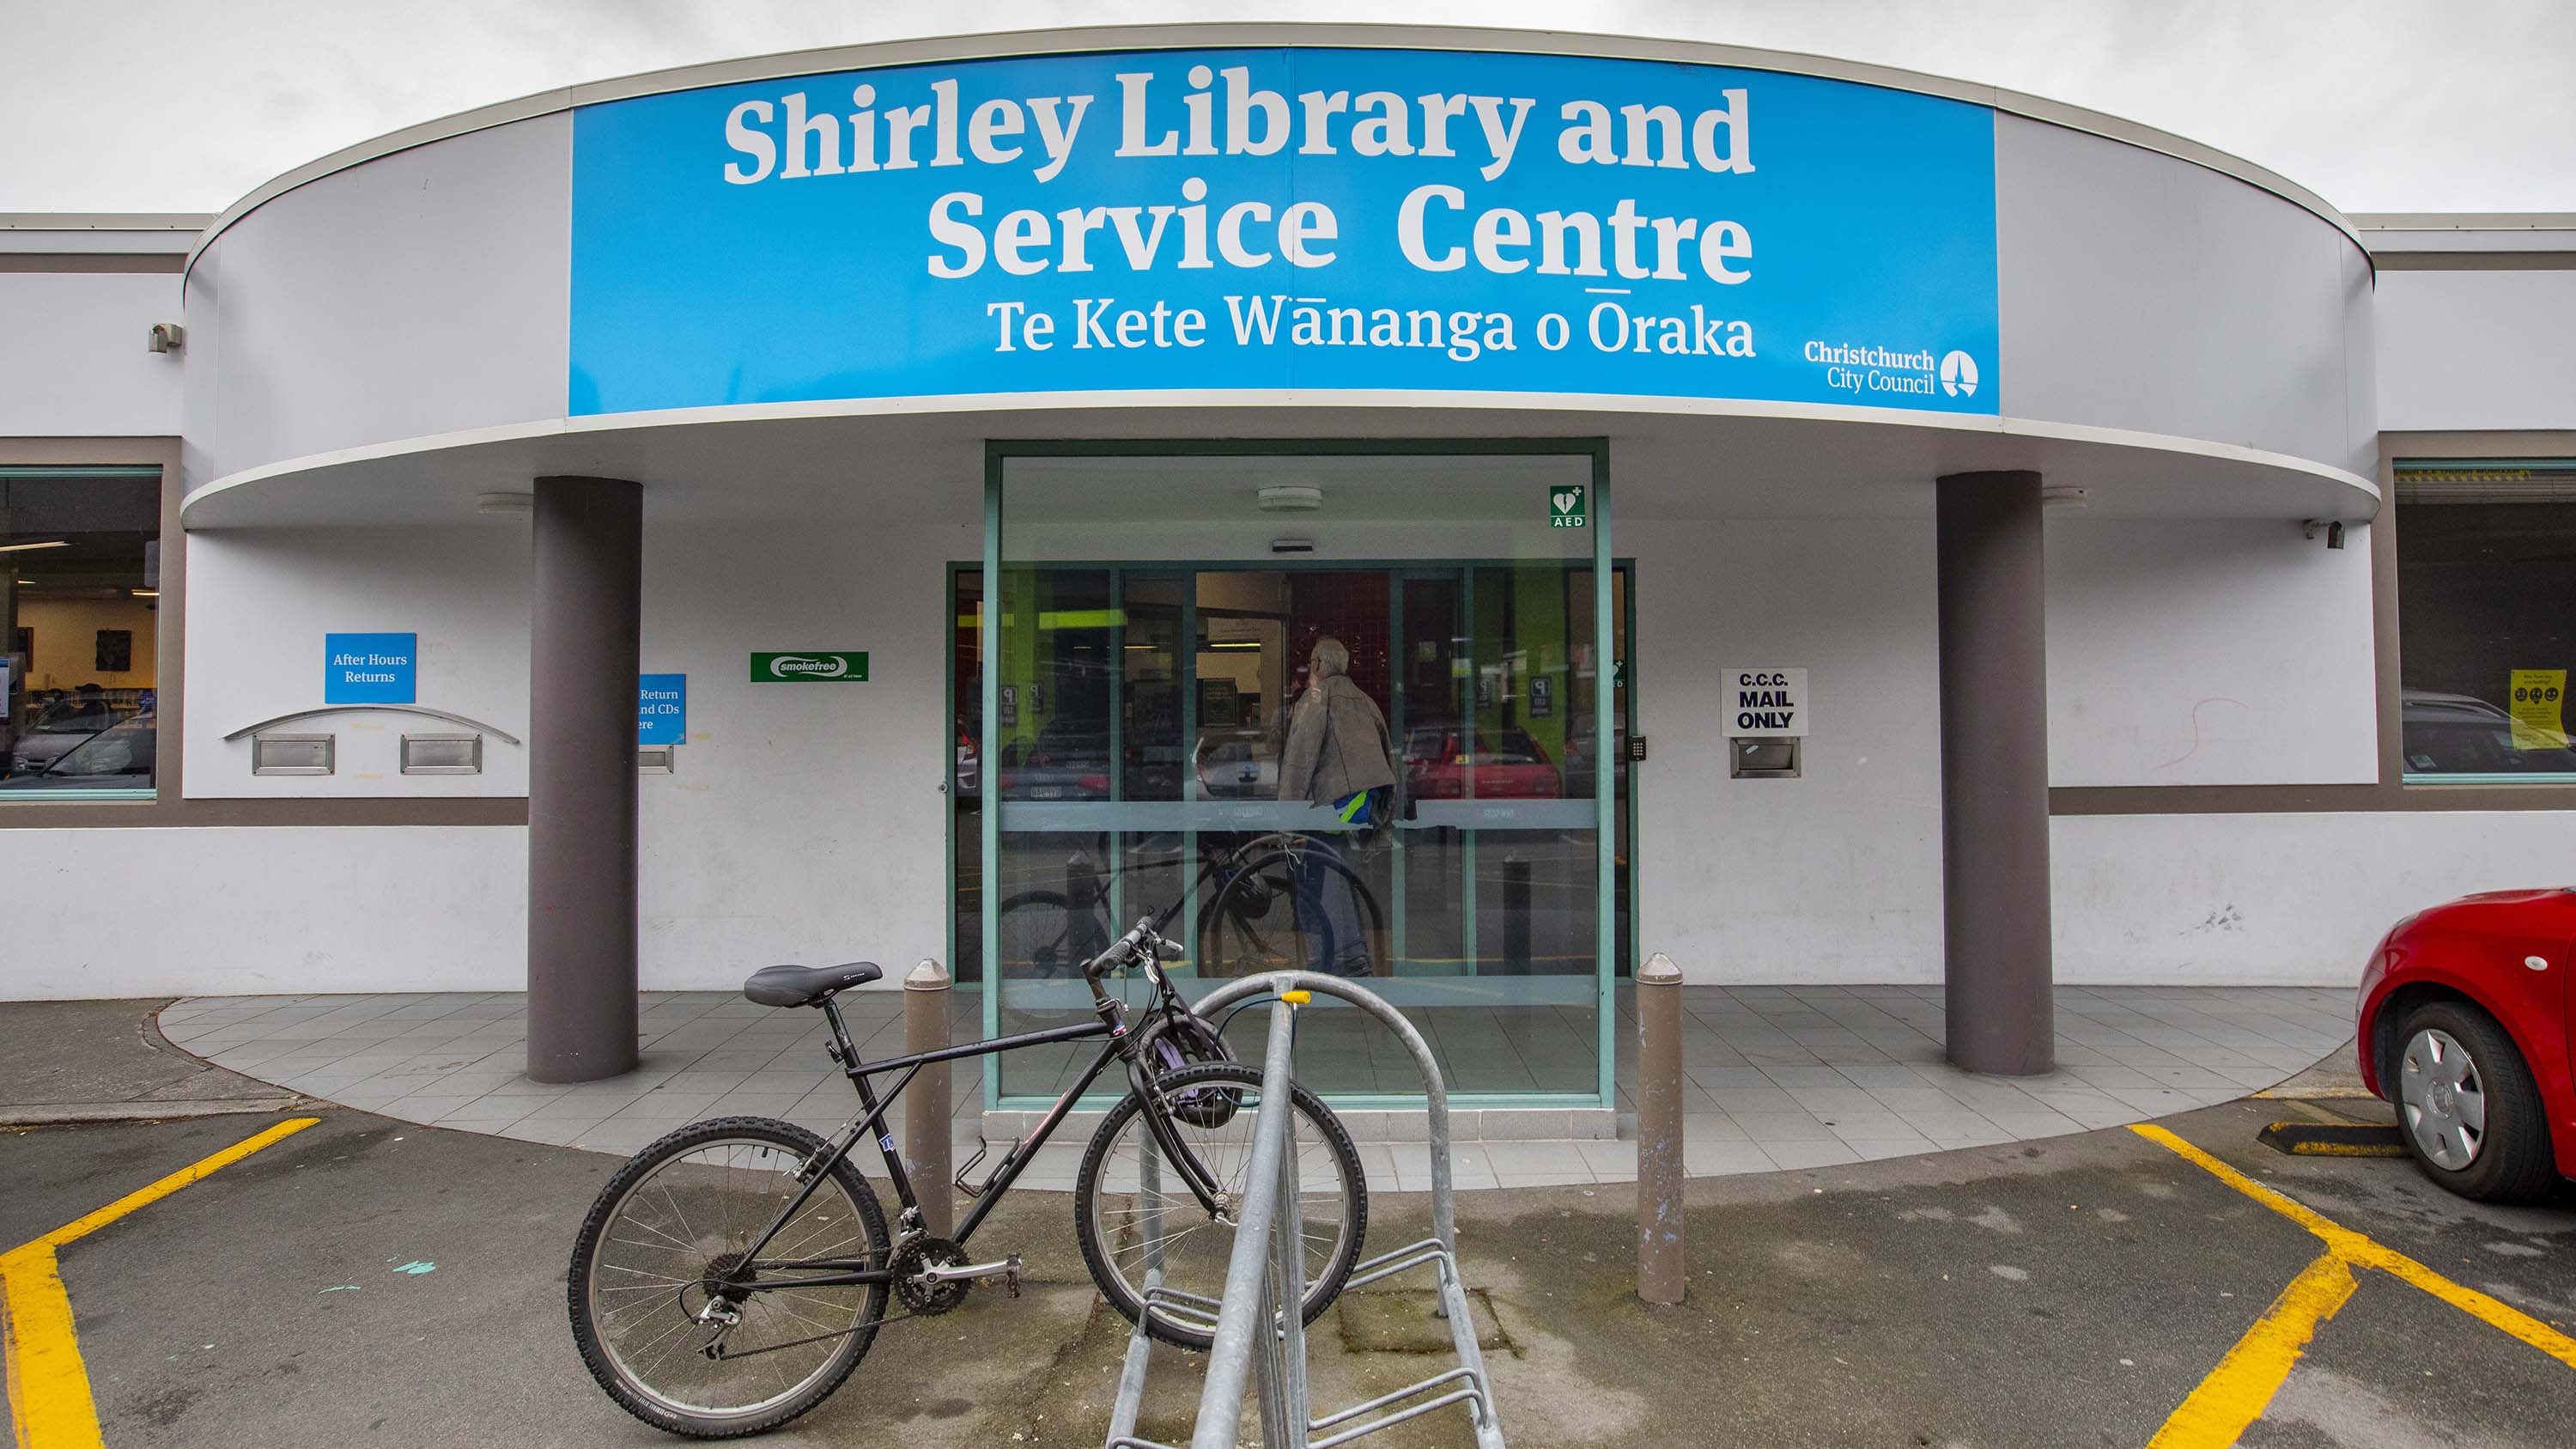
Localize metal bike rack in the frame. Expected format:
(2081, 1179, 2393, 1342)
(1105, 971, 1506, 1449)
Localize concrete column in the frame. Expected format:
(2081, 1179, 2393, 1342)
(526, 476, 642, 1084)
(1935, 471, 2055, 1075)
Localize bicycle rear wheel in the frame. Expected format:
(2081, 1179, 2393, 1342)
(568, 1117, 889, 1439)
(1073, 1062, 1367, 1349)
(1199, 844, 1386, 977)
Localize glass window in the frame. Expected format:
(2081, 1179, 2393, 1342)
(2397, 460, 2576, 782)
(1, 468, 161, 798)
(989, 449, 1611, 1105)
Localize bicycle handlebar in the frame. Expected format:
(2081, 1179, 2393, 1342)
(1083, 917, 1187, 983)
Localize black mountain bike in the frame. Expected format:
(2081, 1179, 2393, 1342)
(999, 830, 1387, 980)
(566, 916, 1367, 1439)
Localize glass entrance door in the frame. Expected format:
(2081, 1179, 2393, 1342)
(984, 447, 1613, 1108)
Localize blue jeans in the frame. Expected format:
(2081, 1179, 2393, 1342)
(1293, 837, 1373, 977)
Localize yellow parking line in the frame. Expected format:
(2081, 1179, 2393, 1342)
(2132, 1122, 2576, 1449)
(3, 1117, 319, 1449)
(2132, 1123, 2576, 1372)
(2144, 1251, 2356, 1449)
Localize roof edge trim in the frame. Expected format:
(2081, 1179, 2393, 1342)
(179, 21, 2366, 279)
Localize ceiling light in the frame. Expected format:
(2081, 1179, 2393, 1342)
(1257, 484, 1323, 513)
(131, 588, 159, 598)
(477, 491, 535, 517)
(2040, 485, 2089, 508)
(0, 539, 70, 553)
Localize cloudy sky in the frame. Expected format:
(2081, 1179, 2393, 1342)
(3, 0, 2569, 216)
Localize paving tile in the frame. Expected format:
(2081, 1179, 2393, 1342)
(1760, 1141, 1861, 1170)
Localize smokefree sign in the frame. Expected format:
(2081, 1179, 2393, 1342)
(570, 47, 1999, 415)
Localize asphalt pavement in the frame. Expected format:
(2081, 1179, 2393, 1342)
(2, 1004, 2571, 1448)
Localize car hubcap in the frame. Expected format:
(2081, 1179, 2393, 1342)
(2398, 1027, 2487, 1171)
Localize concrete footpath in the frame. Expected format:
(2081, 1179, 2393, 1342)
(0, 998, 298, 1123)
(3, 1002, 2572, 1448)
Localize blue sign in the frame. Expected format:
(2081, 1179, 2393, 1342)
(325, 632, 416, 704)
(638, 673, 687, 745)
(570, 47, 1999, 417)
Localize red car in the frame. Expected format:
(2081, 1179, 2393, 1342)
(1404, 727, 1561, 799)
(2357, 888, 2575, 1202)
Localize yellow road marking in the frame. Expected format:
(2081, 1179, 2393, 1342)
(3, 1117, 319, 1449)
(2144, 1252, 2356, 1449)
(2132, 1122, 2576, 1448)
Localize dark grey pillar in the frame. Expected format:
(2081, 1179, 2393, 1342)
(527, 476, 642, 1083)
(1935, 471, 2055, 1075)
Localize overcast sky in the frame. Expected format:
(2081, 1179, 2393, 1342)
(3, 0, 2569, 216)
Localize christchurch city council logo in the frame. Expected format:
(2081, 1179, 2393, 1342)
(1939, 350, 1980, 399)
(771, 654, 846, 678)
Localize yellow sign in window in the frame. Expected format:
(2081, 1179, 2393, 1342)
(2508, 668, 2567, 751)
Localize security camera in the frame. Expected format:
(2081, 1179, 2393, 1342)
(2300, 519, 2347, 550)
(147, 322, 185, 354)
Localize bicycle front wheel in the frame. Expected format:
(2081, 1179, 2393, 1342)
(568, 1117, 890, 1439)
(1073, 1062, 1368, 1349)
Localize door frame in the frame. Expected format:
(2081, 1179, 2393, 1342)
(978, 438, 1616, 1113)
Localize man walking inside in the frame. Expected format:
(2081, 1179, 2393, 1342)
(1277, 636, 1397, 976)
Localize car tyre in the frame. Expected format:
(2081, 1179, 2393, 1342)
(2391, 1000, 2560, 1203)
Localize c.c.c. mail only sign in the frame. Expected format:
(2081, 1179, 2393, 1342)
(1721, 667, 1805, 737)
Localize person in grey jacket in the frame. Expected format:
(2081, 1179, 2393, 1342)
(1276, 636, 1394, 975)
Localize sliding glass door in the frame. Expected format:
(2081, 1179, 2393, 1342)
(982, 445, 1613, 1109)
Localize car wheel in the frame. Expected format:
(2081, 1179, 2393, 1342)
(2391, 1001, 2560, 1203)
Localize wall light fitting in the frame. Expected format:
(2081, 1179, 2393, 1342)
(477, 491, 536, 518)
(1257, 484, 1323, 512)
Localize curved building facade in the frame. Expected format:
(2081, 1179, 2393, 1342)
(4, 26, 2570, 1117)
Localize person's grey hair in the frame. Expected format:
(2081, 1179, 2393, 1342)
(1309, 636, 1350, 679)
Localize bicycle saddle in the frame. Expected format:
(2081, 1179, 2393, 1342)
(742, 961, 883, 1008)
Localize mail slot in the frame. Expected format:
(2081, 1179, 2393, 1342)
(400, 733, 483, 775)
(252, 733, 334, 776)
(1730, 736, 1800, 779)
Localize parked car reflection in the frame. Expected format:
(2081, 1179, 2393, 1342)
(997, 722, 1111, 800)
(1192, 728, 1278, 799)
(2401, 689, 2576, 774)
(0, 709, 155, 789)
(1403, 726, 1561, 799)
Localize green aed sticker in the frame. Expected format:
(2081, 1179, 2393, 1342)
(752, 651, 869, 683)
(1549, 484, 1588, 528)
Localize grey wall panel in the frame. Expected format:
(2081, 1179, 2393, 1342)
(2374, 269, 2576, 432)
(1995, 113, 2370, 478)
(181, 241, 221, 490)
(191, 113, 569, 484)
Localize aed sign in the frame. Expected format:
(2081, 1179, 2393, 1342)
(638, 673, 687, 745)
(569, 46, 1999, 416)
(324, 632, 416, 704)
(1722, 667, 1806, 737)
(753, 651, 870, 683)
(1548, 484, 1588, 527)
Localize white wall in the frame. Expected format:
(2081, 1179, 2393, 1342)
(2054, 811, 2576, 986)
(2376, 268, 2576, 432)
(0, 825, 525, 999)
(183, 525, 532, 796)
(1630, 509, 2391, 985)
(1631, 515, 1948, 984)
(635, 519, 973, 988)
(2043, 517, 2379, 786)
(0, 271, 184, 436)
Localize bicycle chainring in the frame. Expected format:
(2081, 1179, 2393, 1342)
(891, 1238, 972, 1314)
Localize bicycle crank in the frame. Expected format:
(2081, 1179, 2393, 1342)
(893, 1238, 1024, 1312)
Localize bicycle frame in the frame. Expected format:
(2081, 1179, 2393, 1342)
(722, 974, 1230, 1295)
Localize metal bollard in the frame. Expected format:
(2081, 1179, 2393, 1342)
(1636, 952, 1685, 1305)
(903, 959, 954, 1239)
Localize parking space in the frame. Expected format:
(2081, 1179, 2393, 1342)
(5, 1081, 2569, 1447)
